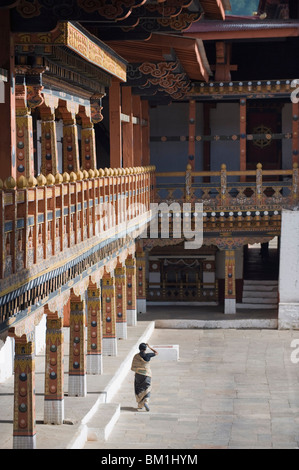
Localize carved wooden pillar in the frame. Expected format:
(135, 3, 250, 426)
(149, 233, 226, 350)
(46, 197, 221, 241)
(44, 309, 64, 424)
(69, 291, 87, 397)
(240, 98, 247, 181)
(59, 100, 80, 174)
(141, 100, 150, 166)
(133, 94, 142, 166)
(79, 102, 100, 172)
(188, 99, 196, 170)
(81, 122, 97, 171)
(9, 331, 36, 449)
(214, 42, 236, 82)
(126, 254, 137, 326)
(224, 249, 236, 314)
(86, 280, 103, 374)
(136, 247, 147, 314)
(115, 262, 127, 339)
(292, 102, 299, 166)
(122, 86, 134, 168)
(39, 99, 59, 176)
(0, 10, 16, 180)
(102, 271, 117, 356)
(15, 79, 35, 179)
(203, 103, 212, 182)
(109, 79, 122, 168)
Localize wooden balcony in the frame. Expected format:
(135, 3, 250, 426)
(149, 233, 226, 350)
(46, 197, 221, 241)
(0, 166, 155, 325)
(0, 161, 298, 324)
(154, 163, 299, 234)
(147, 280, 218, 303)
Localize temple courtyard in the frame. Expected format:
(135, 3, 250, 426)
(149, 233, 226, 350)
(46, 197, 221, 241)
(1, 311, 299, 450)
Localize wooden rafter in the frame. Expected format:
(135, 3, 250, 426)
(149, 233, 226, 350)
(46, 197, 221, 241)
(200, 0, 226, 20)
(108, 33, 210, 82)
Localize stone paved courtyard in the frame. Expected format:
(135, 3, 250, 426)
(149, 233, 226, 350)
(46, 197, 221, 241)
(84, 327, 299, 449)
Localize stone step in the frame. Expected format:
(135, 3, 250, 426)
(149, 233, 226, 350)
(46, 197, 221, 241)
(87, 403, 120, 442)
(242, 296, 278, 304)
(242, 278, 278, 307)
(243, 291, 278, 299)
(243, 280, 278, 285)
(243, 285, 278, 292)
(237, 303, 277, 309)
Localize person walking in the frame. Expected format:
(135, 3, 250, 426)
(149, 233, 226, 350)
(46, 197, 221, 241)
(131, 343, 158, 411)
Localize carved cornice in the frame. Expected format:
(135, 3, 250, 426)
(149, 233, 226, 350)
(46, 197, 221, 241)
(14, 21, 127, 82)
(138, 61, 191, 100)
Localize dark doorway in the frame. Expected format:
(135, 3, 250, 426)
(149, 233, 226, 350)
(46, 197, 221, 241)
(243, 237, 279, 281)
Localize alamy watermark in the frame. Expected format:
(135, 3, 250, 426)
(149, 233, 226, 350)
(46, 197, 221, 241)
(96, 201, 203, 250)
(290, 79, 299, 103)
(290, 339, 299, 363)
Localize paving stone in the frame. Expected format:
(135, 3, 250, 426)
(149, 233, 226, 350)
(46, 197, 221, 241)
(3, 321, 299, 450)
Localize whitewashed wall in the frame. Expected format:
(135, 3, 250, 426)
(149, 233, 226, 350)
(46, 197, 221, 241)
(278, 210, 299, 329)
(0, 314, 47, 383)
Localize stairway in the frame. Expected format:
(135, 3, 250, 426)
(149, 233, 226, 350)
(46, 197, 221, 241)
(237, 280, 278, 309)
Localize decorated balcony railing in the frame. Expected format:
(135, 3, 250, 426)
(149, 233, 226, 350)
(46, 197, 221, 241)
(154, 162, 299, 232)
(0, 166, 155, 320)
(147, 280, 218, 303)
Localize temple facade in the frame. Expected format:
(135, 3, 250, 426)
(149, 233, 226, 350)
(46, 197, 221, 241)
(0, 0, 299, 449)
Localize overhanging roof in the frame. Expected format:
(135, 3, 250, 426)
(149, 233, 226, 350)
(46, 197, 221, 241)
(14, 21, 128, 82)
(108, 33, 211, 82)
(200, 0, 226, 20)
(182, 19, 299, 39)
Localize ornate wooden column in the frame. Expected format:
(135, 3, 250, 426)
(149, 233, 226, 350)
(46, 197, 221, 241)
(109, 79, 122, 168)
(15, 77, 35, 179)
(9, 330, 36, 449)
(102, 271, 117, 356)
(203, 103, 212, 182)
(79, 102, 100, 172)
(115, 262, 127, 340)
(39, 97, 59, 176)
(86, 279, 103, 374)
(136, 246, 147, 314)
(133, 94, 142, 166)
(122, 86, 134, 167)
(240, 98, 247, 181)
(69, 289, 87, 397)
(292, 102, 299, 166)
(188, 99, 196, 170)
(44, 306, 64, 424)
(126, 254, 137, 326)
(0, 10, 16, 180)
(141, 100, 150, 166)
(224, 249, 236, 314)
(59, 100, 80, 174)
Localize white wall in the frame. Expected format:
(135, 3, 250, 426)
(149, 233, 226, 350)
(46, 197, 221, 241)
(278, 210, 299, 329)
(0, 336, 14, 383)
(0, 313, 47, 383)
